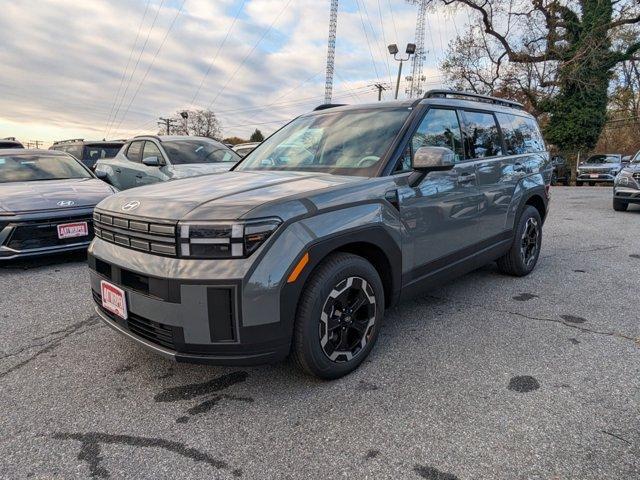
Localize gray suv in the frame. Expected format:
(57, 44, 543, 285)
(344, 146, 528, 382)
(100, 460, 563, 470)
(576, 153, 624, 186)
(613, 150, 640, 211)
(88, 90, 550, 379)
(94, 136, 240, 190)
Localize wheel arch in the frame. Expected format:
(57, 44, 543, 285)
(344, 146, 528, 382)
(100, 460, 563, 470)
(279, 226, 402, 329)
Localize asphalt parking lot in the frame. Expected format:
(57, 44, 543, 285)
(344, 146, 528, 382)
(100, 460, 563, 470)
(1, 186, 638, 479)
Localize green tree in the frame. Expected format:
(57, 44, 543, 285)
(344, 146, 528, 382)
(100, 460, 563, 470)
(441, 0, 640, 153)
(249, 129, 265, 142)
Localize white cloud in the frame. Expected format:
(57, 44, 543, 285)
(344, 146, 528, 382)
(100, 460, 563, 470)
(0, 0, 464, 143)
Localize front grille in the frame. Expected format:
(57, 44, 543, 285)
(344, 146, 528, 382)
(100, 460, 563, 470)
(93, 211, 177, 257)
(93, 290, 177, 350)
(6, 216, 93, 250)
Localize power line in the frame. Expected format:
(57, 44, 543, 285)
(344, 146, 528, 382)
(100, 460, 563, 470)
(189, 0, 247, 108)
(106, 0, 166, 137)
(354, 0, 381, 83)
(112, 0, 187, 134)
(204, 0, 294, 111)
(103, 0, 152, 138)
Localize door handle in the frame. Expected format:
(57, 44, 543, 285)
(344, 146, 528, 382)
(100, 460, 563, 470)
(457, 172, 476, 184)
(114, 168, 121, 173)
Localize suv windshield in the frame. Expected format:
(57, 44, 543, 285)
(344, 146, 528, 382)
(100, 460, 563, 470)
(162, 140, 240, 165)
(234, 107, 411, 176)
(632, 151, 640, 163)
(83, 144, 122, 162)
(0, 154, 91, 183)
(585, 154, 620, 164)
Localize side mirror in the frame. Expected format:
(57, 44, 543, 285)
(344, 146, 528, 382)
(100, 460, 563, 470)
(413, 146, 455, 172)
(142, 156, 161, 167)
(94, 170, 108, 180)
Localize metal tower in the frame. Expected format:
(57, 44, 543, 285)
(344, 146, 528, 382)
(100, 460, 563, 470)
(406, 0, 428, 98)
(324, 0, 339, 104)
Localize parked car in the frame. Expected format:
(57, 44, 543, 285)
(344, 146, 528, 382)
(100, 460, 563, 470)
(94, 136, 240, 191)
(88, 90, 550, 379)
(0, 138, 23, 149)
(232, 142, 261, 158)
(576, 153, 623, 186)
(550, 155, 570, 185)
(0, 149, 116, 260)
(613, 150, 640, 211)
(50, 139, 126, 171)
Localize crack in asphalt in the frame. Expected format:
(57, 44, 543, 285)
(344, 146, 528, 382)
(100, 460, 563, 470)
(423, 295, 639, 345)
(53, 432, 235, 478)
(602, 430, 632, 445)
(0, 315, 101, 379)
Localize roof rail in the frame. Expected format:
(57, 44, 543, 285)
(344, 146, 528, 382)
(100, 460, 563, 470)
(53, 138, 84, 144)
(424, 90, 524, 110)
(314, 103, 347, 111)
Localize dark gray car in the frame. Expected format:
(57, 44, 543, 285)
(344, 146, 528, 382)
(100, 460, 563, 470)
(0, 149, 116, 260)
(88, 90, 550, 379)
(613, 150, 640, 211)
(95, 136, 240, 190)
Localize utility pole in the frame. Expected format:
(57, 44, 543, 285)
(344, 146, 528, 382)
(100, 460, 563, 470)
(158, 117, 177, 135)
(30, 140, 43, 148)
(324, 0, 339, 104)
(373, 83, 387, 101)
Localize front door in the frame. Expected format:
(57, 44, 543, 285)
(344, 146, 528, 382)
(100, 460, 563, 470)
(395, 107, 484, 285)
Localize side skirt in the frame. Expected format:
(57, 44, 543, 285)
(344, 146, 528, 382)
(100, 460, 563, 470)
(399, 232, 512, 302)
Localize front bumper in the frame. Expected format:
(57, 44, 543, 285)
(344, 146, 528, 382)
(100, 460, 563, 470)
(88, 239, 293, 365)
(613, 186, 640, 204)
(0, 208, 94, 260)
(576, 172, 616, 183)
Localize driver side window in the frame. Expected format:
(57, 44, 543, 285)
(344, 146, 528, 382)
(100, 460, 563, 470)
(394, 108, 464, 173)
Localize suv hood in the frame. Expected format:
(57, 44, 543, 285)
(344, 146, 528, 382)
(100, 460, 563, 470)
(170, 163, 234, 179)
(96, 170, 362, 221)
(0, 178, 114, 215)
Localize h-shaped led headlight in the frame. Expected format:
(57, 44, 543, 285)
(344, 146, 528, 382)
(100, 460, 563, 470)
(178, 218, 281, 259)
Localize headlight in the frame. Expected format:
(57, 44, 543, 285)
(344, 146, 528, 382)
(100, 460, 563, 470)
(178, 218, 281, 259)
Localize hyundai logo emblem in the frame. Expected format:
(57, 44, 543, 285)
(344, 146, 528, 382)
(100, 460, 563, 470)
(57, 200, 75, 207)
(121, 200, 140, 212)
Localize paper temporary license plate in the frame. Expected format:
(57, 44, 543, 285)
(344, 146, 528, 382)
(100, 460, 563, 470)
(100, 280, 128, 319)
(57, 221, 88, 239)
(589, 174, 599, 178)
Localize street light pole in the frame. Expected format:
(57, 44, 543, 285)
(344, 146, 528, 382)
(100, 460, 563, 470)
(388, 43, 416, 100)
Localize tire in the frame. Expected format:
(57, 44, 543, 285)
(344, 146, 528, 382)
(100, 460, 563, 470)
(292, 252, 385, 380)
(550, 173, 558, 186)
(562, 177, 570, 186)
(613, 198, 628, 212)
(497, 205, 542, 277)
(589, 182, 596, 186)
(576, 181, 582, 187)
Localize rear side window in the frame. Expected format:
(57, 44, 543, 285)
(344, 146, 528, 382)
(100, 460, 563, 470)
(460, 111, 503, 159)
(496, 113, 545, 154)
(126, 141, 143, 163)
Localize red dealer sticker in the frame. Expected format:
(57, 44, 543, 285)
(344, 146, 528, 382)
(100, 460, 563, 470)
(57, 222, 89, 239)
(100, 281, 128, 320)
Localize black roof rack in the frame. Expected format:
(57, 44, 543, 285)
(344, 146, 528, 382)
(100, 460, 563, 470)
(424, 89, 524, 110)
(314, 103, 347, 111)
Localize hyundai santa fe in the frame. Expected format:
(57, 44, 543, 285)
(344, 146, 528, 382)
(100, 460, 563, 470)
(88, 90, 551, 379)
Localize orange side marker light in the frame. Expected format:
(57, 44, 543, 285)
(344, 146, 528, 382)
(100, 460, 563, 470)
(287, 252, 309, 283)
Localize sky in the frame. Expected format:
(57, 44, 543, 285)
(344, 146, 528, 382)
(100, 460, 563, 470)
(0, 0, 468, 144)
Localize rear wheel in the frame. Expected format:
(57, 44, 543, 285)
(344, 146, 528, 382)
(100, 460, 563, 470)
(292, 253, 384, 379)
(497, 206, 542, 277)
(550, 172, 558, 186)
(613, 198, 629, 212)
(589, 181, 596, 186)
(576, 181, 582, 187)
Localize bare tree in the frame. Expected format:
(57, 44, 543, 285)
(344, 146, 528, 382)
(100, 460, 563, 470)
(158, 109, 222, 140)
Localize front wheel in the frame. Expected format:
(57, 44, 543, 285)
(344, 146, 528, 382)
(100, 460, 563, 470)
(613, 198, 628, 212)
(292, 253, 384, 380)
(497, 206, 542, 277)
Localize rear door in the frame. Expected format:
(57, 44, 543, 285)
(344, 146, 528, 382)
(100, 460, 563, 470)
(117, 140, 145, 189)
(462, 109, 517, 241)
(396, 107, 485, 283)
